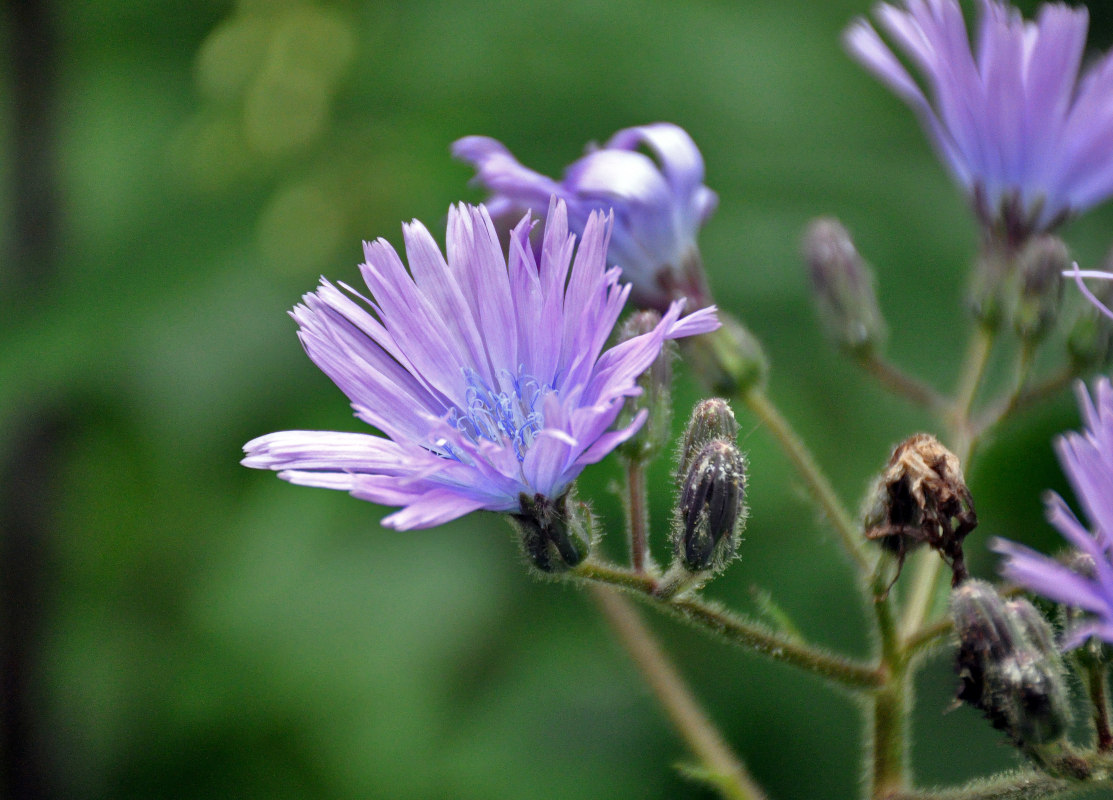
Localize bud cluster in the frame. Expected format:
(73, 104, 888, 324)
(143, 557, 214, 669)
(952, 580, 1070, 750)
(863, 433, 977, 587)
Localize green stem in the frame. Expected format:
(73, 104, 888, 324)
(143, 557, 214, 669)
(872, 677, 908, 800)
(574, 558, 883, 690)
(900, 324, 995, 641)
(972, 365, 1074, 440)
(872, 564, 907, 799)
(881, 771, 1075, 800)
(739, 388, 871, 573)
(860, 353, 948, 414)
(1086, 662, 1113, 753)
(625, 457, 652, 574)
(590, 585, 767, 800)
(901, 617, 953, 660)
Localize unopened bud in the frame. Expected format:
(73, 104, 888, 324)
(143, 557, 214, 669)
(511, 492, 591, 574)
(675, 439, 748, 572)
(952, 580, 1070, 748)
(802, 217, 885, 355)
(682, 311, 768, 395)
(1009, 235, 1067, 342)
(618, 310, 674, 461)
(969, 241, 1011, 328)
(863, 433, 977, 587)
(676, 398, 738, 484)
(1067, 274, 1113, 371)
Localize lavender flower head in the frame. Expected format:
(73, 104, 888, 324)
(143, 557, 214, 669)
(845, 0, 1113, 241)
(453, 124, 718, 312)
(242, 201, 719, 530)
(992, 378, 1113, 647)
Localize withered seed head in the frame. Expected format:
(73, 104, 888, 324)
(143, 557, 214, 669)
(863, 433, 978, 587)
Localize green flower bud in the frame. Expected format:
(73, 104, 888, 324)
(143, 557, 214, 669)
(802, 217, 885, 355)
(681, 311, 767, 395)
(617, 310, 675, 462)
(1067, 278, 1113, 371)
(952, 580, 1070, 749)
(1009, 235, 1067, 342)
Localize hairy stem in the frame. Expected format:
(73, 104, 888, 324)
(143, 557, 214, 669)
(591, 585, 767, 800)
(625, 458, 652, 574)
(872, 564, 907, 798)
(574, 558, 883, 689)
(972, 366, 1074, 440)
(1086, 662, 1113, 753)
(882, 770, 1076, 800)
(860, 353, 948, 413)
(739, 388, 870, 573)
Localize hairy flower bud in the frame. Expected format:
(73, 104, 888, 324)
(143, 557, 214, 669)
(1009, 235, 1067, 342)
(676, 398, 738, 483)
(802, 217, 885, 355)
(511, 492, 591, 573)
(683, 311, 768, 395)
(1067, 272, 1113, 370)
(863, 434, 977, 587)
(952, 580, 1070, 749)
(618, 310, 675, 461)
(675, 439, 748, 573)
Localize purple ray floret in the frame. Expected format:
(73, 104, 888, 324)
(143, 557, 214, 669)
(242, 201, 719, 530)
(992, 378, 1113, 647)
(453, 123, 718, 311)
(845, 0, 1113, 237)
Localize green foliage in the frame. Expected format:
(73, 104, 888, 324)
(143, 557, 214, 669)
(6, 1, 1113, 798)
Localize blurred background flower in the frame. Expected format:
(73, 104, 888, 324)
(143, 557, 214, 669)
(5, 1, 1113, 798)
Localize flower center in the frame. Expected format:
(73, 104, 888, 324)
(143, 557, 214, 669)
(448, 368, 550, 461)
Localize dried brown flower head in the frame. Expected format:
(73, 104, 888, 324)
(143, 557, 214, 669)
(864, 433, 978, 587)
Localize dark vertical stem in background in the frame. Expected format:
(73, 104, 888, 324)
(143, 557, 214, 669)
(0, 413, 71, 800)
(3, 1, 63, 799)
(6, 0, 61, 294)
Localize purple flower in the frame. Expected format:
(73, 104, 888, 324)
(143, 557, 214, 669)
(453, 123, 718, 312)
(845, 0, 1113, 240)
(992, 378, 1113, 647)
(242, 201, 719, 530)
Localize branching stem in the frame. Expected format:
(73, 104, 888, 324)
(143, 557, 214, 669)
(573, 558, 883, 689)
(860, 353, 949, 413)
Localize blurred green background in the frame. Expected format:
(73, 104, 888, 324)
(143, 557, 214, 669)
(4, 0, 1113, 798)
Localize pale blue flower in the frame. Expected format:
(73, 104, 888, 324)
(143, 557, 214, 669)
(453, 123, 717, 311)
(992, 378, 1113, 647)
(243, 201, 719, 529)
(845, 0, 1113, 239)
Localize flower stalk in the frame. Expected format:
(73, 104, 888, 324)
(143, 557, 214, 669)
(590, 585, 767, 800)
